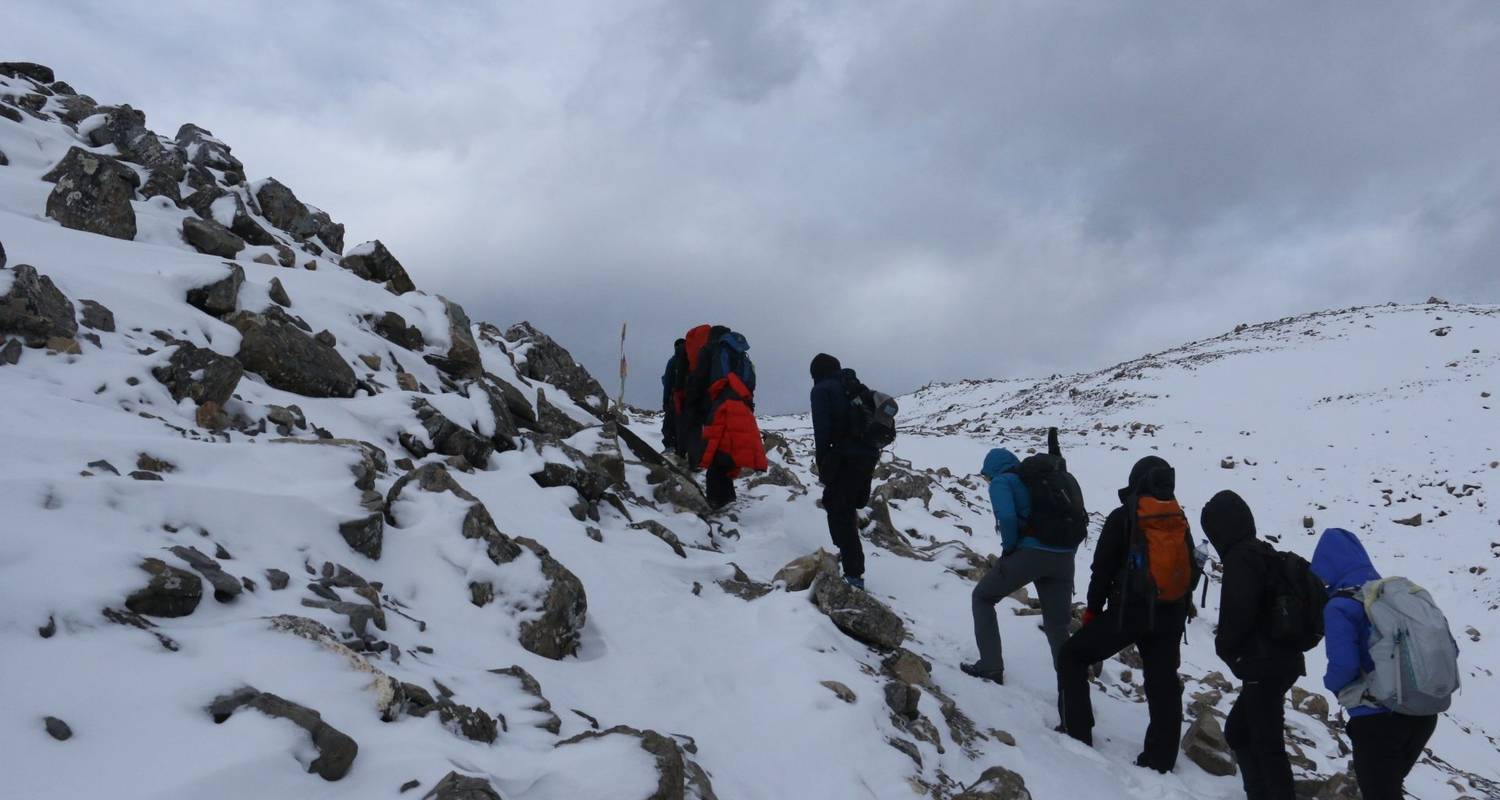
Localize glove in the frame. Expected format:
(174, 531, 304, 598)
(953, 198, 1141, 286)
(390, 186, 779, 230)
(1081, 609, 1098, 627)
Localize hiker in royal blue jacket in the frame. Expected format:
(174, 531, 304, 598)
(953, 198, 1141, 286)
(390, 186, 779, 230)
(961, 437, 1076, 692)
(810, 353, 879, 588)
(1310, 528, 1438, 800)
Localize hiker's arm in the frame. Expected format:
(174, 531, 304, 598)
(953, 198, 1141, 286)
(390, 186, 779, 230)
(1322, 600, 1364, 694)
(989, 477, 1020, 553)
(1086, 509, 1124, 613)
(1214, 550, 1259, 665)
(810, 385, 834, 472)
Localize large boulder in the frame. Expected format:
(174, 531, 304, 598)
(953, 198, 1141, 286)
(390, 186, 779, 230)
(308, 208, 344, 255)
(125, 558, 203, 618)
(811, 573, 907, 650)
(254, 178, 319, 240)
(41, 147, 138, 240)
(340, 240, 415, 294)
(225, 308, 357, 398)
(182, 216, 245, 259)
(773, 549, 838, 592)
(425, 297, 482, 378)
(555, 726, 718, 800)
(364, 310, 425, 351)
(0, 62, 55, 83)
(502, 321, 609, 417)
(175, 124, 244, 182)
(85, 105, 185, 204)
(208, 687, 358, 781)
(953, 766, 1032, 800)
(185, 263, 244, 317)
(386, 464, 587, 659)
(152, 342, 243, 407)
(0, 264, 77, 345)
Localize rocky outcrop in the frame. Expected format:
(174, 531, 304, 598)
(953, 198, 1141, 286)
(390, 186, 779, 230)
(409, 398, 495, 469)
(386, 464, 587, 659)
(185, 263, 244, 317)
(78, 299, 114, 332)
(953, 766, 1032, 800)
(175, 124, 245, 184)
(125, 558, 203, 618)
(254, 179, 319, 241)
(555, 726, 718, 800)
(426, 298, 483, 378)
(503, 321, 609, 417)
(421, 772, 503, 800)
(41, 146, 138, 240)
(365, 311, 425, 351)
(812, 572, 907, 650)
(534, 389, 585, 438)
(152, 342, 243, 407)
(0, 264, 77, 345)
(0, 62, 55, 83)
(83, 105, 185, 203)
(226, 308, 357, 398)
(208, 687, 358, 781)
(340, 240, 415, 294)
(181, 216, 245, 259)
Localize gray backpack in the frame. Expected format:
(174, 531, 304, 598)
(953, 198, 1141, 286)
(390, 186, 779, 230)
(1336, 577, 1460, 715)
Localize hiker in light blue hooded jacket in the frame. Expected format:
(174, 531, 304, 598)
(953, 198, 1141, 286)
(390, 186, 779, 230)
(961, 434, 1078, 705)
(1311, 528, 1439, 800)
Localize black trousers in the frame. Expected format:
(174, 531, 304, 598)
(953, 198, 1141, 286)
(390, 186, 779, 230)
(1346, 712, 1438, 800)
(822, 455, 877, 579)
(1058, 602, 1186, 771)
(1225, 674, 1298, 800)
(705, 452, 736, 509)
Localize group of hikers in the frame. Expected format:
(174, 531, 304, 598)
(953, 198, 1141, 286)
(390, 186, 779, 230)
(658, 333, 1459, 799)
(963, 444, 1460, 800)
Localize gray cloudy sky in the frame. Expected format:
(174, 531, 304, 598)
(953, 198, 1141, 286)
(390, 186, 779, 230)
(7, 1, 1499, 412)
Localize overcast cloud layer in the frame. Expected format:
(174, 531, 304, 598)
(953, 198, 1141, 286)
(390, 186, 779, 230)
(6, 1, 1498, 412)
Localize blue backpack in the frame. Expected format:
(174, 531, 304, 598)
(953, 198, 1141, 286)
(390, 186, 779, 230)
(708, 332, 756, 392)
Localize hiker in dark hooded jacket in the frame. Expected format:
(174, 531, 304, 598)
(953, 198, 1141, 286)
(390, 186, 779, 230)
(961, 431, 1076, 705)
(661, 339, 687, 458)
(810, 353, 878, 588)
(1058, 455, 1197, 774)
(1311, 528, 1438, 800)
(1201, 490, 1305, 800)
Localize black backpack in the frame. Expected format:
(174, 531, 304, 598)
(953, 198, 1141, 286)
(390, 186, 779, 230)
(840, 370, 898, 449)
(1263, 544, 1327, 652)
(1016, 454, 1088, 549)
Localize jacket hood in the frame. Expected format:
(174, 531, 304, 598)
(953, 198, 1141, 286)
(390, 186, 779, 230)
(720, 331, 750, 353)
(810, 353, 841, 382)
(1311, 528, 1381, 593)
(1201, 490, 1256, 555)
(1119, 455, 1174, 503)
(981, 448, 1020, 479)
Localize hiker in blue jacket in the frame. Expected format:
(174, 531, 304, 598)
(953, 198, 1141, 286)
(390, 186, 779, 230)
(962, 438, 1076, 693)
(1310, 528, 1438, 800)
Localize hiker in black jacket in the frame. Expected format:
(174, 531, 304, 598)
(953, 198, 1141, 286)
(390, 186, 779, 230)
(1202, 490, 1306, 800)
(1058, 455, 1198, 773)
(810, 353, 879, 588)
(661, 339, 687, 458)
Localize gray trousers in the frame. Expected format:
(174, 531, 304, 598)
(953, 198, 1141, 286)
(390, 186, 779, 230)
(971, 547, 1075, 674)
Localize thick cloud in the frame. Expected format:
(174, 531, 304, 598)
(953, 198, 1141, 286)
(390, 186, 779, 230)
(5, 1, 1497, 412)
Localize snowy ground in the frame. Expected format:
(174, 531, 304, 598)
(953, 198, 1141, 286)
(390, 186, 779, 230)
(4, 67, 1499, 800)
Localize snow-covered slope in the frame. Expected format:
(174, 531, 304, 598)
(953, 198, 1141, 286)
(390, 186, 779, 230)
(3, 62, 1498, 800)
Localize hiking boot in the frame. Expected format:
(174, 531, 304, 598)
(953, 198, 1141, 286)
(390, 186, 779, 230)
(959, 662, 1004, 685)
(843, 575, 866, 590)
(1134, 753, 1169, 774)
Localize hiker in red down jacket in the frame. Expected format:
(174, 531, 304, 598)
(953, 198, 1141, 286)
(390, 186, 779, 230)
(693, 326, 767, 509)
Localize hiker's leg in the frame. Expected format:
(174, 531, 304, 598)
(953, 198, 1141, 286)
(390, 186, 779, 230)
(1347, 715, 1404, 800)
(1058, 608, 1133, 745)
(823, 468, 864, 579)
(971, 550, 1040, 673)
(1228, 676, 1295, 800)
(1137, 603, 1186, 771)
(1393, 713, 1438, 792)
(1033, 552, 1076, 723)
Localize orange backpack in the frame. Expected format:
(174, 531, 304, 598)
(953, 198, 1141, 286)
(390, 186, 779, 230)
(1135, 497, 1192, 602)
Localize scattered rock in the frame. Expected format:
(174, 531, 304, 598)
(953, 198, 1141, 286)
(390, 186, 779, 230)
(266, 568, 290, 590)
(1180, 703, 1236, 776)
(426, 297, 482, 378)
(811, 573, 907, 650)
(555, 725, 717, 800)
(41, 147, 138, 240)
(882, 648, 932, 686)
(488, 665, 563, 734)
(629, 520, 688, 558)
(44, 716, 72, 741)
(226, 308, 357, 398)
(1220, 458, 1236, 470)
(254, 178, 319, 240)
(338, 513, 384, 560)
(182, 216, 245, 259)
(1394, 513, 1423, 527)
(717, 563, 772, 599)
(953, 766, 1032, 800)
(534, 389, 585, 438)
(0, 264, 78, 344)
(0, 337, 20, 365)
(437, 700, 498, 744)
(774, 549, 838, 591)
(77, 299, 115, 332)
(884, 681, 921, 720)
(366, 311, 425, 350)
(421, 772, 502, 800)
(125, 558, 203, 618)
(169, 545, 242, 602)
(411, 398, 494, 469)
(821, 681, 857, 703)
(185, 263, 244, 317)
(340, 240, 415, 294)
(1289, 686, 1329, 719)
(208, 687, 358, 781)
(152, 342, 244, 407)
(129, 470, 163, 481)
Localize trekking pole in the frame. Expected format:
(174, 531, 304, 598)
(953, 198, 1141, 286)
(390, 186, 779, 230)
(617, 322, 628, 416)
